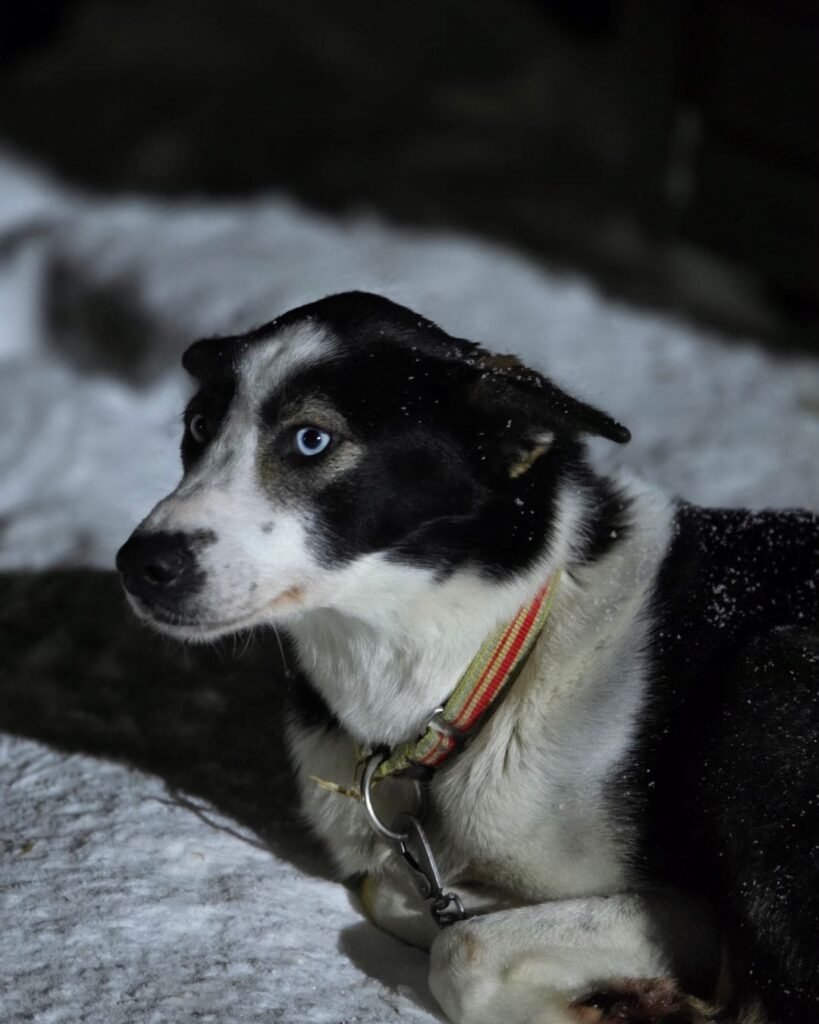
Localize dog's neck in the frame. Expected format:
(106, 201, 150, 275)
(285, 486, 588, 747)
(287, 566, 553, 747)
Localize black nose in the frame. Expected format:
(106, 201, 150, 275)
(116, 531, 199, 603)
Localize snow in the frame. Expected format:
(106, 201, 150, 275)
(1, 737, 436, 1024)
(0, 150, 817, 1022)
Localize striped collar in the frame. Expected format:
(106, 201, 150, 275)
(366, 570, 561, 784)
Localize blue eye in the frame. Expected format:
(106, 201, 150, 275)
(294, 426, 332, 457)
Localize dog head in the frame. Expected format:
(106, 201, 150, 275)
(116, 291, 629, 640)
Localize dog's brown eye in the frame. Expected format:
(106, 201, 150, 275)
(189, 413, 210, 444)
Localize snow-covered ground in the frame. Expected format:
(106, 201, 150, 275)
(0, 151, 817, 1023)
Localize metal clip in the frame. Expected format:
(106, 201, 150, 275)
(361, 754, 466, 929)
(390, 812, 466, 929)
(390, 812, 443, 898)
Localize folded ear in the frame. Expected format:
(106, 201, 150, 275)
(470, 349, 630, 441)
(465, 349, 630, 476)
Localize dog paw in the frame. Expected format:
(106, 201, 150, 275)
(430, 922, 578, 1024)
(359, 872, 441, 950)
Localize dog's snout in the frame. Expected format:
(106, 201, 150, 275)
(116, 531, 199, 602)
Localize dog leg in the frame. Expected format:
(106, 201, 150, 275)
(428, 892, 720, 1024)
(362, 868, 519, 951)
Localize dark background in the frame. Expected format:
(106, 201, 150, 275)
(2, 0, 818, 351)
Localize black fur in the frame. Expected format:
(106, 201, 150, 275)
(621, 506, 819, 1023)
(183, 292, 630, 579)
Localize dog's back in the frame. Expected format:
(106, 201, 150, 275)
(636, 505, 819, 1022)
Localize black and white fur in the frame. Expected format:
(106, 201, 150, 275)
(117, 292, 819, 1024)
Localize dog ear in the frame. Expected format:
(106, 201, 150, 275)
(182, 336, 240, 380)
(466, 350, 630, 476)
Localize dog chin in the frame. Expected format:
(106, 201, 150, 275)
(123, 593, 274, 644)
(124, 589, 311, 643)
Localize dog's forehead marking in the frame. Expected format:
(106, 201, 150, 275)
(175, 383, 262, 500)
(236, 321, 335, 408)
(175, 410, 257, 499)
(171, 324, 338, 508)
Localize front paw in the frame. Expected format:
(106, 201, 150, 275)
(428, 926, 716, 1024)
(429, 921, 579, 1024)
(359, 873, 441, 951)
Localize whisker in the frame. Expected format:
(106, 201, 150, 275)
(272, 624, 292, 678)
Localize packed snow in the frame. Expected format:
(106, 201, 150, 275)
(0, 151, 817, 1023)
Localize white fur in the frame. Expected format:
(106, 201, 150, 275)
(236, 321, 332, 405)
(131, 325, 344, 639)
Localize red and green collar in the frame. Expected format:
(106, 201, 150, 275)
(312, 572, 561, 801)
(365, 570, 561, 784)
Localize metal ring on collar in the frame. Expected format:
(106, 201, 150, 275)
(361, 753, 410, 842)
(425, 707, 464, 739)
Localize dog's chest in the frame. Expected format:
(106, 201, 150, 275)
(292, 705, 630, 899)
(291, 488, 669, 898)
(428, 683, 637, 900)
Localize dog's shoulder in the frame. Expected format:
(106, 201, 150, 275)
(651, 502, 819, 659)
(637, 499, 819, 764)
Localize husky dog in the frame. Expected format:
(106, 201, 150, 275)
(117, 292, 819, 1024)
